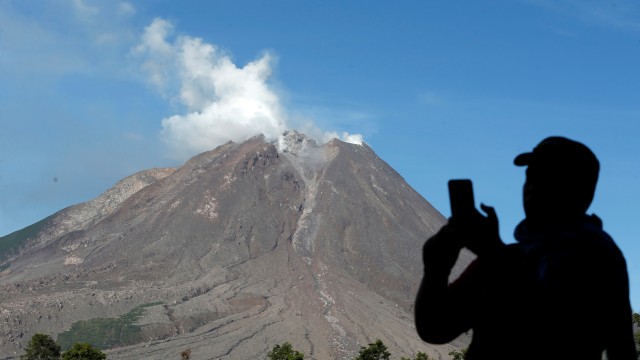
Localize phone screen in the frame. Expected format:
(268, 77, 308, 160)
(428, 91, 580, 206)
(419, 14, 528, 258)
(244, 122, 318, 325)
(448, 179, 475, 219)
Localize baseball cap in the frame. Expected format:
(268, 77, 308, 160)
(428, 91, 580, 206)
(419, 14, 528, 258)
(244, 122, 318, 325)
(514, 136, 599, 184)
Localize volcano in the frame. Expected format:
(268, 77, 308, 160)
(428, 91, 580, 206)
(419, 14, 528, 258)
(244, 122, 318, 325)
(0, 131, 472, 359)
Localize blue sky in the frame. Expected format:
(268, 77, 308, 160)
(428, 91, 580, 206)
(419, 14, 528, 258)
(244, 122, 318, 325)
(1, 0, 639, 310)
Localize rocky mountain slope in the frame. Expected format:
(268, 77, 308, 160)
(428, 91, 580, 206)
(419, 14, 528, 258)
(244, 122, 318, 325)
(0, 131, 472, 359)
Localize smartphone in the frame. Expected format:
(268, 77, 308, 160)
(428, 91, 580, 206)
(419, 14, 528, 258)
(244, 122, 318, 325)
(448, 179, 476, 219)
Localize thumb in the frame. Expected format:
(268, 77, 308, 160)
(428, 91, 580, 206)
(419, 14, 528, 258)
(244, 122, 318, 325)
(480, 203, 498, 223)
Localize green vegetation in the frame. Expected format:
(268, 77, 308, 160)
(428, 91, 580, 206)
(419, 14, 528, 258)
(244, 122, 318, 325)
(448, 348, 467, 360)
(57, 302, 163, 350)
(0, 214, 54, 259)
(61, 343, 106, 360)
(268, 340, 455, 360)
(401, 352, 431, 360)
(268, 342, 305, 360)
(354, 339, 391, 360)
(22, 335, 105, 359)
(21, 333, 61, 360)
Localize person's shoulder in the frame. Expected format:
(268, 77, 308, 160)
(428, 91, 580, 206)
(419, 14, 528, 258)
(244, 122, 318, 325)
(581, 214, 617, 246)
(577, 215, 627, 263)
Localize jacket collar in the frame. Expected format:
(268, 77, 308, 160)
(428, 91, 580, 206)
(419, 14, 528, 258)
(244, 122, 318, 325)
(514, 214, 602, 244)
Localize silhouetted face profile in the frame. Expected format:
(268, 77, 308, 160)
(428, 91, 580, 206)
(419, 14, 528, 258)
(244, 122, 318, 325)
(515, 137, 599, 226)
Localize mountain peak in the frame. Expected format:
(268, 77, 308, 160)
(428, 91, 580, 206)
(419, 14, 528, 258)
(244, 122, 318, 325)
(276, 130, 318, 157)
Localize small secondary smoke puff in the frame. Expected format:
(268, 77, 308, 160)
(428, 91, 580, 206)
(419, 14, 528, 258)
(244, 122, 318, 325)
(134, 18, 363, 160)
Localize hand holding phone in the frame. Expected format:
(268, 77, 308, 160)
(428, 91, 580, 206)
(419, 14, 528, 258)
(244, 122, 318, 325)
(447, 179, 504, 255)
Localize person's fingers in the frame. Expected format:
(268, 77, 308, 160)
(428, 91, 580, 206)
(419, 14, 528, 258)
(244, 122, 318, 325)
(479, 203, 497, 222)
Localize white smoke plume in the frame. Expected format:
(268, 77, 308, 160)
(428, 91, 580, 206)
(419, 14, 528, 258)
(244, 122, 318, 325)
(323, 131, 363, 145)
(134, 18, 363, 160)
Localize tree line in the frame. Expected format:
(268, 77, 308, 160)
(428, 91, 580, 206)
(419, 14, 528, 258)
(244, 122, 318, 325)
(19, 334, 463, 360)
(20, 333, 106, 360)
(20, 311, 640, 360)
(267, 340, 464, 360)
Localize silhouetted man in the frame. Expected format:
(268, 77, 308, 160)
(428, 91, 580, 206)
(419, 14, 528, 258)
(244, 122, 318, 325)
(414, 136, 637, 359)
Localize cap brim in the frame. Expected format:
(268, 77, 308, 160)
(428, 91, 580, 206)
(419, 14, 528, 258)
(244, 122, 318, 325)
(514, 152, 532, 166)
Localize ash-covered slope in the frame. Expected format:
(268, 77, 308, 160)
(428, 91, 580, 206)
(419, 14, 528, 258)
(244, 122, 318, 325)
(0, 168, 175, 268)
(0, 131, 472, 359)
